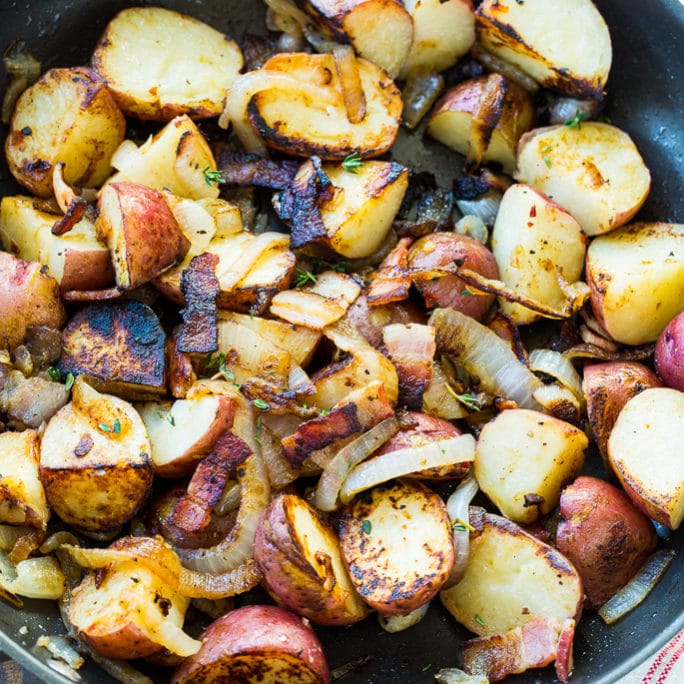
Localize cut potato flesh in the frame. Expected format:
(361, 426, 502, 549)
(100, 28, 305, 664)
(92, 6, 243, 120)
(515, 122, 651, 236)
(339, 479, 454, 615)
(440, 510, 583, 636)
(608, 387, 684, 530)
(476, 0, 612, 98)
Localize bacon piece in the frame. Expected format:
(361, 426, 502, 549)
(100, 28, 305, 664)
(366, 236, 413, 305)
(215, 149, 299, 189)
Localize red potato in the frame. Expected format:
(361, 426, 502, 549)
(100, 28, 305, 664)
(654, 311, 684, 391)
(408, 232, 499, 321)
(172, 604, 330, 684)
(556, 476, 658, 609)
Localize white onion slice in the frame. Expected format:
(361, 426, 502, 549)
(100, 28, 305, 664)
(378, 602, 430, 633)
(528, 348, 584, 402)
(339, 434, 476, 504)
(443, 473, 479, 589)
(0, 553, 65, 600)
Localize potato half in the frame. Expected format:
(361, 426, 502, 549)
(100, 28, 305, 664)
(92, 6, 243, 120)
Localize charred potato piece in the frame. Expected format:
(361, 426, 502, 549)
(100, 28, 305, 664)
(440, 509, 583, 636)
(476, 0, 611, 98)
(0, 195, 114, 292)
(254, 494, 369, 625)
(5, 66, 125, 197)
(92, 6, 243, 120)
(0, 251, 65, 351)
(339, 479, 454, 615)
(59, 300, 166, 400)
(172, 604, 330, 684)
(39, 376, 154, 534)
(0, 430, 49, 530)
(556, 476, 658, 609)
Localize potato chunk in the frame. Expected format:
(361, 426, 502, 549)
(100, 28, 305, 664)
(92, 6, 243, 120)
(5, 66, 125, 197)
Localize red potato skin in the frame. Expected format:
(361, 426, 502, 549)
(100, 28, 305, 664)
(556, 476, 658, 609)
(408, 232, 499, 321)
(172, 605, 330, 684)
(654, 311, 684, 391)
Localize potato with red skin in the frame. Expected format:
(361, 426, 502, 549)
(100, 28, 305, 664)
(408, 232, 499, 321)
(654, 311, 684, 391)
(172, 604, 330, 684)
(556, 476, 657, 609)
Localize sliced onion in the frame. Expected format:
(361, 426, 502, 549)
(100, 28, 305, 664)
(35, 634, 85, 670)
(598, 549, 675, 625)
(315, 417, 399, 511)
(430, 308, 543, 410)
(220, 70, 341, 153)
(0, 524, 34, 551)
(258, 423, 299, 490)
(532, 383, 581, 423)
(401, 68, 444, 130)
(563, 343, 654, 363)
(528, 348, 584, 402)
(435, 668, 490, 684)
(339, 434, 476, 504)
(456, 192, 502, 227)
(136, 606, 201, 657)
(443, 473, 479, 589)
(422, 361, 469, 420)
(378, 602, 430, 633)
(61, 536, 262, 600)
(333, 45, 366, 124)
(455, 214, 489, 244)
(0, 553, 65, 600)
(471, 43, 539, 94)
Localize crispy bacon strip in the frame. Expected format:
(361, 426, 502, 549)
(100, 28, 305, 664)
(366, 236, 413, 305)
(216, 149, 299, 189)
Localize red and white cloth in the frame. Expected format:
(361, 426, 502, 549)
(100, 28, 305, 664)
(617, 631, 684, 684)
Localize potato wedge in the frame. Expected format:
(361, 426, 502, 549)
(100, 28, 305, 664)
(39, 376, 154, 534)
(476, 0, 611, 98)
(254, 494, 369, 625)
(490, 183, 588, 324)
(0, 430, 49, 530)
(400, 0, 475, 77)
(339, 479, 453, 615)
(5, 66, 125, 197)
(585, 222, 684, 345)
(92, 6, 243, 120)
(474, 408, 587, 524)
(608, 387, 684, 530)
(245, 52, 402, 159)
(0, 195, 114, 292)
(59, 300, 166, 400)
(440, 509, 583, 635)
(515, 123, 651, 236)
(0, 251, 65, 351)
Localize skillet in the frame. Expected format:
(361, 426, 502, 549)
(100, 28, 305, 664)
(0, 0, 682, 682)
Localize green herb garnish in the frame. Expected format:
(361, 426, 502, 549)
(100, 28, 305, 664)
(452, 518, 475, 533)
(361, 519, 372, 534)
(252, 398, 269, 410)
(202, 167, 224, 186)
(65, 372, 75, 391)
(565, 109, 589, 129)
(474, 614, 486, 627)
(113, 418, 121, 434)
(47, 367, 61, 381)
(294, 268, 317, 287)
(342, 151, 363, 174)
(167, 412, 176, 427)
(98, 423, 111, 433)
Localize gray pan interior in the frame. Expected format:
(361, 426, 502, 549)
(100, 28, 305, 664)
(0, 1, 682, 682)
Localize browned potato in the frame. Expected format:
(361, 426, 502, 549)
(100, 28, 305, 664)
(68, 558, 197, 659)
(5, 66, 125, 197)
(556, 476, 658, 609)
(0, 195, 114, 292)
(608, 387, 684, 530)
(427, 73, 536, 174)
(0, 251, 65, 351)
(254, 494, 369, 625)
(441, 509, 583, 636)
(0, 430, 49, 530)
(92, 6, 243, 120)
(96, 181, 189, 291)
(339, 479, 454, 615)
(39, 376, 154, 534)
(172, 604, 330, 683)
(59, 300, 166, 400)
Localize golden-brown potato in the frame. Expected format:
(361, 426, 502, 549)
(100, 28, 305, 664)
(490, 183, 588, 324)
(427, 73, 536, 174)
(96, 181, 189, 291)
(440, 509, 583, 636)
(556, 476, 658, 609)
(68, 559, 197, 659)
(515, 123, 651, 236)
(0, 195, 114, 292)
(474, 409, 587, 524)
(137, 394, 236, 478)
(39, 376, 154, 534)
(92, 6, 243, 120)
(0, 430, 49, 530)
(59, 300, 166, 400)
(608, 387, 684, 530)
(476, 0, 611, 98)
(254, 494, 370, 625)
(339, 479, 454, 615)
(171, 605, 329, 684)
(5, 66, 125, 197)
(0, 251, 65, 351)
(585, 222, 684, 345)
